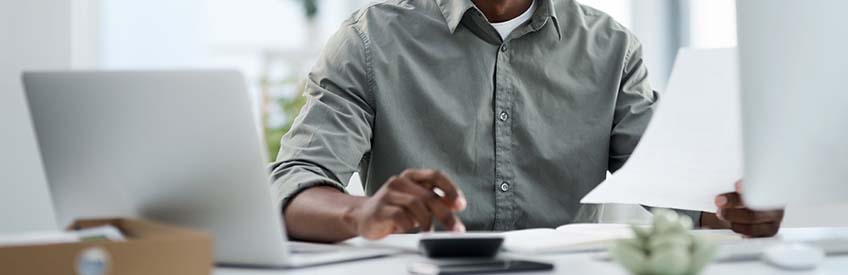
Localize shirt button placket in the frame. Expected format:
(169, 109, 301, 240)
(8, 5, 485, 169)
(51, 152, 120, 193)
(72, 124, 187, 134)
(493, 43, 515, 231)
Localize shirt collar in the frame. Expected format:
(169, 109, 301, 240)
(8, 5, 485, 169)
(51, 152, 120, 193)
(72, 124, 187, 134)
(436, 0, 563, 40)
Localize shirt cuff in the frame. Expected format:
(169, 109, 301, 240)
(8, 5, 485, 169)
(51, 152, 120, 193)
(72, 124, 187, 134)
(673, 209, 702, 228)
(643, 206, 702, 228)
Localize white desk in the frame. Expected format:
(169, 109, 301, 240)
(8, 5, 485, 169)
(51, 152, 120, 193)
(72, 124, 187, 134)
(217, 228, 848, 275)
(216, 254, 848, 275)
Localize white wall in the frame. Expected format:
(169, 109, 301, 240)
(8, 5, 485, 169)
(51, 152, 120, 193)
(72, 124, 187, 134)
(630, 0, 684, 91)
(0, 0, 72, 233)
(99, 0, 210, 68)
(687, 0, 737, 48)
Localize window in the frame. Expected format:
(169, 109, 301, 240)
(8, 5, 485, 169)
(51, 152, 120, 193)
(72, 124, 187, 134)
(578, 0, 633, 27)
(87, 0, 370, 160)
(78, 0, 738, 163)
(687, 0, 737, 48)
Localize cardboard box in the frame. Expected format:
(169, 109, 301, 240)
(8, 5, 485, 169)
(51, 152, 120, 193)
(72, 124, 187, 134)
(0, 218, 213, 275)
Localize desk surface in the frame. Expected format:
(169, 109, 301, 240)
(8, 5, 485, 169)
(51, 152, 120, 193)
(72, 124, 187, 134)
(216, 253, 848, 275)
(217, 228, 848, 275)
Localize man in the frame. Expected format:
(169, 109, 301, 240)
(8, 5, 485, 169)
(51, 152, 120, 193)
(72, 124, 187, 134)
(270, 0, 784, 243)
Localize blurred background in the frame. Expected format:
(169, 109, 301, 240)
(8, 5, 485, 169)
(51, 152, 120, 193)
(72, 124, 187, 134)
(77, 0, 735, 199)
(6, 0, 843, 233)
(70, 0, 738, 162)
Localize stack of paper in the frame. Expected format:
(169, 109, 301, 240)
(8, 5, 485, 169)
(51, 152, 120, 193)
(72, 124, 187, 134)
(502, 224, 634, 253)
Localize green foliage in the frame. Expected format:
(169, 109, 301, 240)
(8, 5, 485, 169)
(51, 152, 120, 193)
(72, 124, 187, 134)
(264, 81, 308, 162)
(266, 0, 318, 160)
(300, 0, 319, 19)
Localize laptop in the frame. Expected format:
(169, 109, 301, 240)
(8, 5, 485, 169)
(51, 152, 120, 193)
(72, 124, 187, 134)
(22, 70, 396, 268)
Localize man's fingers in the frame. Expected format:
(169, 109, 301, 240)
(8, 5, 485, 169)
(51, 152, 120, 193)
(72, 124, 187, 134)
(385, 189, 433, 231)
(730, 222, 780, 238)
(392, 169, 466, 231)
(716, 180, 784, 238)
(401, 175, 466, 232)
(426, 197, 464, 231)
(716, 192, 745, 209)
(400, 169, 466, 211)
(721, 208, 783, 224)
(386, 176, 455, 231)
(361, 205, 411, 240)
(380, 205, 415, 233)
(361, 223, 396, 240)
(402, 190, 463, 232)
(429, 170, 464, 210)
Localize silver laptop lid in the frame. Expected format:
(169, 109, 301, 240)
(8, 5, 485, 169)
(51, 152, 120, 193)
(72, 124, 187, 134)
(23, 70, 290, 266)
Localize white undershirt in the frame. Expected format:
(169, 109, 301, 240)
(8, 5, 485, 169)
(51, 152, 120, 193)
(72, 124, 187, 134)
(488, 0, 537, 40)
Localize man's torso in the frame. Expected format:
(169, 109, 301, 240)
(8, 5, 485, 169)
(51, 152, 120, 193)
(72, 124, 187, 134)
(347, 0, 642, 230)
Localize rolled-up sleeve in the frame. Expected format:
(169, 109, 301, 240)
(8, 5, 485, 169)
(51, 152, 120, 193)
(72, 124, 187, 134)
(608, 37, 658, 173)
(269, 21, 375, 210)
(608, 37, 702, 226)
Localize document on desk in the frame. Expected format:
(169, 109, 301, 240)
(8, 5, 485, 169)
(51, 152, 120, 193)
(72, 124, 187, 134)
(503, 223, 635, 253)
(580, 48, 741, 213)
(505, 224, 741, 254)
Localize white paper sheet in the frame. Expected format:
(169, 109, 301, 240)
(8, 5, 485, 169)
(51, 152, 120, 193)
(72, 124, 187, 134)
(580, 48, 741, 213)
(0, 231, 78, 247)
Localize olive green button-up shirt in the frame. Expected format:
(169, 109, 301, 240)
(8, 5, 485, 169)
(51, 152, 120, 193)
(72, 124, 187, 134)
(270, 0, 699, 231)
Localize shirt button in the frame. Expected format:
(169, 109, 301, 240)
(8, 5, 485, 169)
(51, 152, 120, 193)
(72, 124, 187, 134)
(498, 111, 509, 122)
(499, 182, 511, 192)
(500, 44, 509, 52)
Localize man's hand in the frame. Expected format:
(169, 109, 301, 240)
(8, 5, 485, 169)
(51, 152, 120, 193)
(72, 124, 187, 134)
(342, 169, 467, 240)
(702, 181, 784, 237)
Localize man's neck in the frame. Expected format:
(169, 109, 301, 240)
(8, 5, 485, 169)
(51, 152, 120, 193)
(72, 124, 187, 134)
(472, 0, 534, 23)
